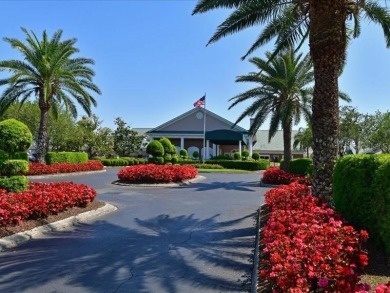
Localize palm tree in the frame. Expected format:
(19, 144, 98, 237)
(193, 0, 390, 201)
(293, 127, 313, 158)
(229, 48, 313, 172)
(0, 28, 101, 163)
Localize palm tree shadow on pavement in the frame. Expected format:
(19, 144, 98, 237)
(0, 212, 257, 292)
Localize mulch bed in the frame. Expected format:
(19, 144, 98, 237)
(0, 200, 105, 238)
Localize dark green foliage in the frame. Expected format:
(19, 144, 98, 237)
(146, 140, 164, 157)
(241, 150, 249, 160)
(0, 119, 32, 156)
(288, 158, 313, 175)
(193, 163, 224, 169)
(101, 159, 129, 166)
(13, 151, 28, 161)
(205, 159, 269, 171)
(113, 117, 145, 157)
(45, 152, 89, 165)
(0, 175, 28, 192)
(171, 155, 179, 164)
(179, 159, 196, 165)
(0, 150, 9, 163)
(192, 151, 199, 159)
(148, 156, 164, 165)
(210, 154, 233, 160)
(1, 160, 29, 175)
(233, 152, 241, 160)
(252, 152, 260, 161)
(164, 154, 172, 163)
(159, 137, 175, 155)
(333, 154, 390, 254)
(179, 149, 188, 158)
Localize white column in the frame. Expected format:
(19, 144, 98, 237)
(212, 144, 216, 157)
(238, 140, 242, 155)
(180, 137, 184, 150)
(206, 140, 210, 159)
(248, 137, 253, 156)
(217, 145, 220, 156)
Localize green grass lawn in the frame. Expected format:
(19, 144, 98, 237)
(197, 168, 254, 174)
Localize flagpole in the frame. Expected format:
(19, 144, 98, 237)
(203, 93, 206, 164)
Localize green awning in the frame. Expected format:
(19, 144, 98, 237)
(205, 129, 246, 145)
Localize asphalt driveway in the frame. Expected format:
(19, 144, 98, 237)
(0, 168, 267, 293)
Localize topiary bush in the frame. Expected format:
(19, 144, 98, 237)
(233, 152, 241, 160)
(0, 119, 32, 158)
(146, 140, 164, 157)
(0, 175, 28, 192)
(192, 150, 199, 160)
(241, 150, 249, 160)
(159, 137, 175, 155)
(252, 152, 260, 161)
(1, 160, 29, 175)
(13, 151, 28, 161)
(179, 149, 188, 159)
(45, 152, 89, 164)
(288, 158, 313, 175)
(148, 156, 164, 165)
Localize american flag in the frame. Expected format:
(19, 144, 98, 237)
(193, 95, 206, 107)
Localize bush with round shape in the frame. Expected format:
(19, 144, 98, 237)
(233, 152, 241, 160)
(0, 119, 32, 157)
(1, 160, 29, 175)
(288, 158, 313, 175)
(192, 150, 199, 160)
(171, 155, 179, 164)
(241, 150, 249, 160)
(179, 149, 188, 158)
(252, 152, 260, 161)
(146, 140, 164, 157)
(164, 154, 172, 163)
(159, 137, 175, 155)
(0, 175, 28, 192)
(148, 156, 164, 165)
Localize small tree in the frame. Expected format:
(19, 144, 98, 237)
(146, 140, 164, 157)
(192, 150, 199, 160)
(233, 152, 241, 160)
(252, 152, 260, 161)
(113, 117, 145, 157)
(0, 119, 32, 158)
(241, 150, 249, 160)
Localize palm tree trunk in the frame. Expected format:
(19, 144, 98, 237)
(36, 107, 50, 163)
(309, 0, 347, 202)
(282, 120, 292, 172)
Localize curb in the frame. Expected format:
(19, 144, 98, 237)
(27, 169, 107, 179)
(251, 206, 261, 293)
(0, 202, 117, 252)
(112, 175, 206, 187)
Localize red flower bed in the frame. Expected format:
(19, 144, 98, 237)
(117, 164, 198, 183)
(26, 160, 104, 176)
(0, 182, 97, 226)
(260, 183, 370, 292)
(262, 167, 311, 185)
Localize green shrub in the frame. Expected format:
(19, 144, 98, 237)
(13, 151, 28, 161)
(210, 154, 233, 160)
(0, 119, 32, 156)
(192, 151, 199, 159)
(148, 156, 164, 165)
(333, 154, 390, 252)
(147, 140, 164, 157)
(136, 158, 146, 164)
(194, 163, 224, 169)
(0, 150, 9, 163)
(1, 160, 29, 175)
(164, 154, 172, 163)
(251, 153, 260, 161)
(241, 150, 249, 160)
(288, 158, 313, 175)
(120, 157, 135, 165)
(171, 155, 179, 164)
(0, 175, 28, 192)
(179, 159, 196, 165)
(179, 149, 188, 158)
(101, 159, 129, 166)
(45, 152, 88, 164)
(205, 159, 269, 171)
(233, 152, 241, 160)
(159, 137, 175, 155)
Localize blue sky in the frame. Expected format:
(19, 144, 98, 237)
(0, 1, 389, 131)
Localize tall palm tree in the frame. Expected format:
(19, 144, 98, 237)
(0, 28, 101, 163)
(293, 126, 313, 158)
(193, 0, 390, 201)
(230, 48, 313, 171)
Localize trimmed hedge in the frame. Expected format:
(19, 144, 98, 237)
(333, 154, 390, 255)
(193, 163, 224, 169)
(0, 150, 8, 163)
(45, 152, 89, 165)
(288, 158, 313, 175)
(1, 160, 29, 175)
(0, 175, 28, 192)
(100, 157, 146, 166)
(13, 151, 28, 161)
(205, 159, 269, 170)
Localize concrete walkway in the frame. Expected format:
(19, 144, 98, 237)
(0, 168, 268, 293)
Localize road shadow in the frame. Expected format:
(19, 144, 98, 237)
(0, 213, 256, 292)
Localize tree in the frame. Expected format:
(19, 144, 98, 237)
(339, 106, 364, 154)
(113, 117, 145, 157)
(229, 49, 313, 171)
(192, 0, 390, 201)
(0, 119, 32, 157)
(293, 127, 313, 158)
(0, 28, 101, 163)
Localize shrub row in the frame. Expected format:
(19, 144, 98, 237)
(280, 158, 313, 175)
(100, 157, 146, 166)
(333, 154, 390, 255)
(206, 159, 269, 170)
(261, 183, 370, 292)
(0, 182, 96, 226)
(192, 163, 224, 169)
(117, 164, 198, 184)
(0, 176, 28, 192)
(26, 161, 104, 176)
(45, 152, 89, 165)
(261, 167, 312, 185)
(0, 160, 29, 175)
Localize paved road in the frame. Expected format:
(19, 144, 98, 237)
(0, 168, 267, 293)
